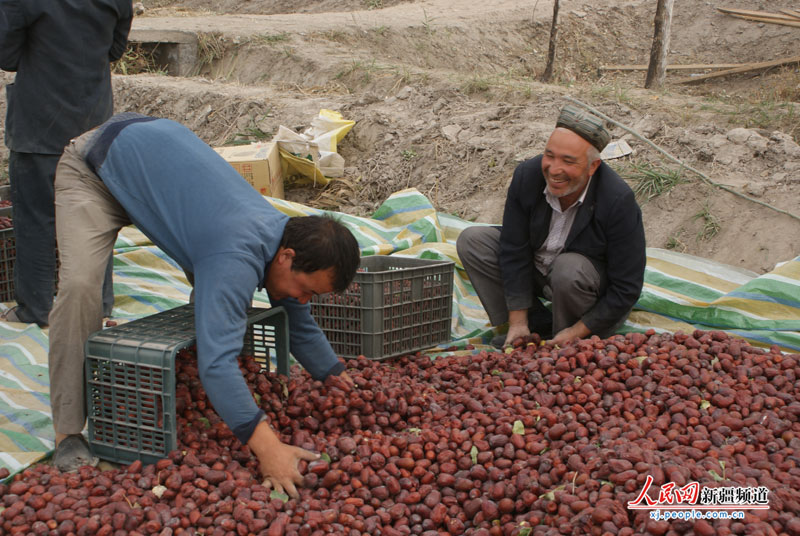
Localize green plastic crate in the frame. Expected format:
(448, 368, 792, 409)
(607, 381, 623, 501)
(85, 304, 289, 464)
(310, 256, 454, 360)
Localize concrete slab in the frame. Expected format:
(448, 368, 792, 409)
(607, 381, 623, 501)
(128, 29, 199, 77)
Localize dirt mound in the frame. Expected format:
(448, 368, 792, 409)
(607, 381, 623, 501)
(147, 0, 414, 15)
(4, 0, 799, 273)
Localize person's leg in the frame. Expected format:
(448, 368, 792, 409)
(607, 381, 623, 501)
(547, 252, 605, 335)
(184, 269, 195, 304)
(48, 134, 130, 470)
(456, 225, 508, 327)
(457, 225, 552, 335)
(7, 151, 60, 326)
(102, 252, 115, 317)
(527, 269, 553, 337)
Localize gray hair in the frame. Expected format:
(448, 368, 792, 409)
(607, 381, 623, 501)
(586, 145, 601, 164)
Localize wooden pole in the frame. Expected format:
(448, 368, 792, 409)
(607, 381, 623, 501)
(541, 0, 560, 82)
(675, 54, 800, 84)
(725, 13, 800, 28)
(600, 62, 744, 72)
(718, 7, 800, 21)
(644, 0, 674, 89)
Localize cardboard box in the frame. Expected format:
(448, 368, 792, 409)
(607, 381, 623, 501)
(213, 142, 284, 199)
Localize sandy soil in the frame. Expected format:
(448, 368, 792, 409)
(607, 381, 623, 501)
(3, 0, 799, 274)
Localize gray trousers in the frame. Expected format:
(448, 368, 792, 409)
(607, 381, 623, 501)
(48, 132, 131, 435)
(456, 225, 625, 337)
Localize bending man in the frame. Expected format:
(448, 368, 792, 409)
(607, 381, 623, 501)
(49, 113, 360, 500)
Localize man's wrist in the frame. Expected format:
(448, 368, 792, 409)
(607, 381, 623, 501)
(248, 418, 281, 456)
(508, 309, 528, 327)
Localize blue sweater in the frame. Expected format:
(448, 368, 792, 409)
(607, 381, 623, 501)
(84, 115, 344, 444)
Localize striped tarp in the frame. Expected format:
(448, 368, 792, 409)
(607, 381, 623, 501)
(629, 248, 800, 351)
(1, 187, 798, 478)
(0, 323, 52, 473)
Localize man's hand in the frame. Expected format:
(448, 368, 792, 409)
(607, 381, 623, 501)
(325, 370, 354, 392)
(504, 309, 530, 346)
(247, 419, 318, 499)
(548, 320, 590, 347)
(504, 323, 531, 347)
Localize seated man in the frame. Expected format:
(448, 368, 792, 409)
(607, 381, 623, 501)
(457, 105, 646, 348)
(48, 113, 361, 500)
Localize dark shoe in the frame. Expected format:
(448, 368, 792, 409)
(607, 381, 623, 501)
(1, 305, 48, 328)
(53, 435, 98, 472)
(532, 324, 553, 339)
(1, 305, 22, 322)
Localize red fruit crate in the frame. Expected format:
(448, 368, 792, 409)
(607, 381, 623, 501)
(310, 255, 454, 360)
(84, 304, 290, 464)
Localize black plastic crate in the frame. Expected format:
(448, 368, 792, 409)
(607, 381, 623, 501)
(0, 184, 58, 304)
(0, 185, 13, 302)
(0, 184, 10, 218)
(310, 256, 454, 360)
(0, 229, 59, 304)
(0, 227, 14, 303)
(85, 304, 289, 464)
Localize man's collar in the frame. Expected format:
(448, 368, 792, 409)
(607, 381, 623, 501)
(543, 175, 593, 212)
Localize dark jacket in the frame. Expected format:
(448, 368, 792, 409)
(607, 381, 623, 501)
(0, 0, 132, 154)
(500, 155, 646, 335)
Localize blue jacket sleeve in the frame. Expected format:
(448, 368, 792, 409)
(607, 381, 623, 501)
(0, 0, 26, 71)
(272, 296, 345, 381)
(192, 256, 265, 446)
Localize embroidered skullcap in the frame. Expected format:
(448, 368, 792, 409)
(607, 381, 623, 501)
(555, 105, 611, 152)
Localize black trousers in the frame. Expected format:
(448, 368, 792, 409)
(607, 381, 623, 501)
(8, 151, 113, 326)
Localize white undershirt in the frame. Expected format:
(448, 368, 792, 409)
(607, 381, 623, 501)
(534, 177, 592, 275)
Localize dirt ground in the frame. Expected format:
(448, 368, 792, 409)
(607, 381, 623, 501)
(3, 0, 800, 274)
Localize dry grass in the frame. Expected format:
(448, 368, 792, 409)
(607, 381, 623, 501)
(693, 202, 721, 241)
(111, 43, 167, 75)
(310, 177, 360, 211)
(197, 32, 227, 65)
